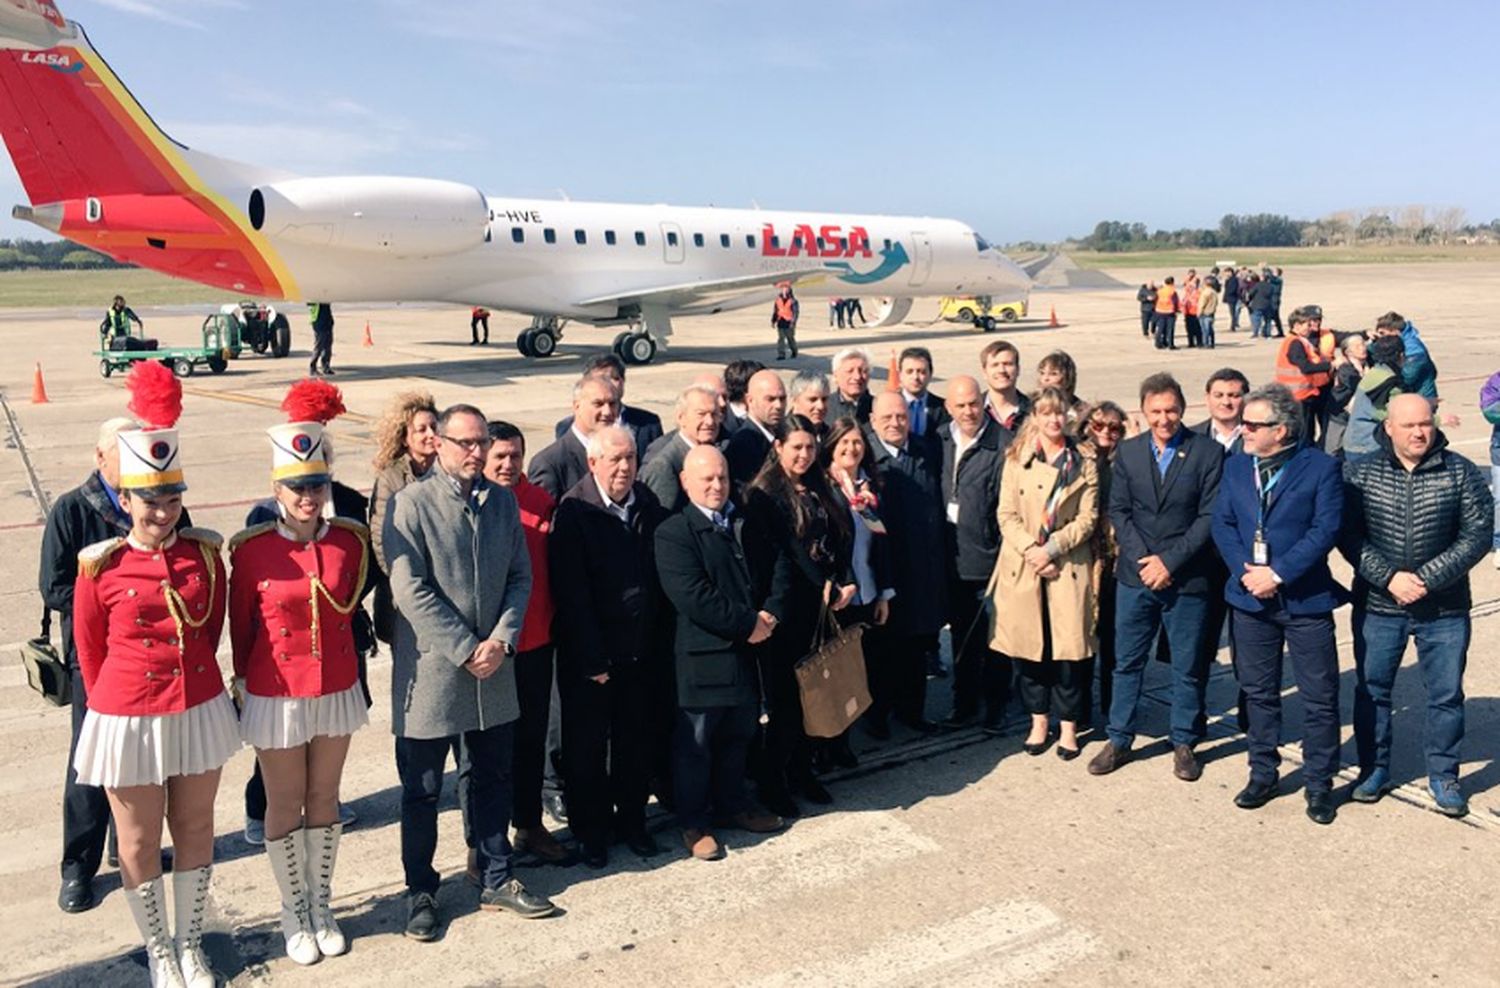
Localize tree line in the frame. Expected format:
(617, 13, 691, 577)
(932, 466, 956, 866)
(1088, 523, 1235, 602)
(1075, 208, 1500, 252)
(0, 238, 125, 270)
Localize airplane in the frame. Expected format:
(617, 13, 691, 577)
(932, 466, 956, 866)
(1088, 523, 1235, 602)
(0, 0, 1033, 365)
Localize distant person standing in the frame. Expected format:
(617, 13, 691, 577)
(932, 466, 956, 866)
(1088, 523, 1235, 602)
(1373, 311, 1439, 402)
(308, 302, 336, 376)
(1181, 269, 1202, 348)
(1198, 276, 1220, 349)
(101, 295, 144, 346)
(470, 307, 491, 346)
(1247, 272, 1274, 339)
(1268, 267, 1285, 337)
(1275, 307, 1337, 444)
(772, 282, 800, 360)
(1136, 282, 1157, 338)
(846, 297, 866, 326)
(1222, 268, 1242, 333)
(829, 297, 845, 329)
(1483, 370, 1500, 567)
(1152, 276, 1179, 350)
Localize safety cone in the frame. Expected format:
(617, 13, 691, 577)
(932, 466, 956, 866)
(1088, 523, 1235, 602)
(30, 362, 49, 404)
(362, 321, 373, 347)
(885, 348, 901, 392)
(1049, 306, 1061, 328)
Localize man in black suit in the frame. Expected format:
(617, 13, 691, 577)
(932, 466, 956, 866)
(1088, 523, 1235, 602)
(722, 359, 765, 436)
(828, 347, 874, 423)
(553, 354, 663, 461)
(1089, 373, 1224, 782)
(1195, 367, 1249, 455)
(865, 392, 947, 736)
(530, 374, 621, 499)
(937, 376, 1008, 730)
(549, 426, 666, 868)
(640, 383, 724, 511)
(725, 369, 786, 490)
(655, 446, 786, 861)
(897, 347, 948, 457)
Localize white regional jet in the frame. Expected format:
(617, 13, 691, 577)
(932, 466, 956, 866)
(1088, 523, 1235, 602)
(0, 0, 1031, 364)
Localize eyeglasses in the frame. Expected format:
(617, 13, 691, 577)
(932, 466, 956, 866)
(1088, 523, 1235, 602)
(1241, 420, 1276, 432)
(440, 434, 490, 452)
(283, 481, 328, 495)
(1089, 420, 1124, 436)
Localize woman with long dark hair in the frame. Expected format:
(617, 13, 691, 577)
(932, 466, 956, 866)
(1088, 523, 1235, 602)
(1079, 400, 1127, 726)
(743, 414, 855, 817)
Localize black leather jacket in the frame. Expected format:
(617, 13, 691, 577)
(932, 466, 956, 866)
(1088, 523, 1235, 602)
(1340, 431, 1493, 618)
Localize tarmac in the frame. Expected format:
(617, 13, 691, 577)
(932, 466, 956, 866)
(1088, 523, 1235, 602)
(1, 259, 1498, 986)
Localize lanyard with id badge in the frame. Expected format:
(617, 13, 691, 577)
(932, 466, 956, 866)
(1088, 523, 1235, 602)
(1252, 460, 1285, 566)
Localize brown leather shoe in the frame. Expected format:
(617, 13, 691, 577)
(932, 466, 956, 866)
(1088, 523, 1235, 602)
(724, 810, 785, 834)
(1086, 742, 1130, 776)
(1173, 744, 1202, 782)
(465, 847, 482, 887)
(683, 829, 724, 861)
(514, 826, 573, 865)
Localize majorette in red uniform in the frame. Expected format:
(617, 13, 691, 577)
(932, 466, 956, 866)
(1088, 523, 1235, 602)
(71, 361, 235, 988)
(228, 379, 368, 965)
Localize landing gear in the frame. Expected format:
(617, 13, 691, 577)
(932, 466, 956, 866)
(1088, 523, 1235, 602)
(620, 333, 657, 365)
(516, 316, 564, 359)
(614, 304, 671, 366)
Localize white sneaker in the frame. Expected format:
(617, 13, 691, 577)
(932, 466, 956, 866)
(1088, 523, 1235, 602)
(243, 817, 265, 847)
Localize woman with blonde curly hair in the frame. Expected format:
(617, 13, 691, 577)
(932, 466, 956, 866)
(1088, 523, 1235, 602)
(367, 391, 438, 642)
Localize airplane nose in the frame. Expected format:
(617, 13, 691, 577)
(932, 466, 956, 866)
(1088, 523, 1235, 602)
(990, 252, 1033, 294)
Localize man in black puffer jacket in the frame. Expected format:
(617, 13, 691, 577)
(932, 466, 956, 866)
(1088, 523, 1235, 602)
(1340, 395, 1493, 818)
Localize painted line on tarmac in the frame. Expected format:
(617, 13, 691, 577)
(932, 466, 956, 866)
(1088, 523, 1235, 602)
(176, 384, 376, 425)
(0, 389, 50, 523)
(743, 901, 1096, 987)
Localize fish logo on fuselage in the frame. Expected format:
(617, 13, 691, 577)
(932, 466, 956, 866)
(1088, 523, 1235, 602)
(758, 222, 906, 285)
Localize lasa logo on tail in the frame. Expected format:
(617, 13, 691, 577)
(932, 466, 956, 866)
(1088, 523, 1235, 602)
(19, 49, 80, 72)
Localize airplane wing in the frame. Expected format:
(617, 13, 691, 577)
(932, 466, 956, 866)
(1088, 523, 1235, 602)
(574, 266, 833, 314)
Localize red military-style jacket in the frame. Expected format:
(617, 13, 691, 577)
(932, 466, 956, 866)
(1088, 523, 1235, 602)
(72, 529, 228, 716)
(229, 518, 369, 698)
(513, 474, 555, 654)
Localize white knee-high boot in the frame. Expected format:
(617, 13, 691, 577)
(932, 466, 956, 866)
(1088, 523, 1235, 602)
(172, 865, 216, 988)
(265, 829, 320, 965)
(304, 823, 347, 956)
(124, 876, 187, 988)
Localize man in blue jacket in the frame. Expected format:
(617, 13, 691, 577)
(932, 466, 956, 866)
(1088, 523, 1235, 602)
(1211, 384, 1345, 825)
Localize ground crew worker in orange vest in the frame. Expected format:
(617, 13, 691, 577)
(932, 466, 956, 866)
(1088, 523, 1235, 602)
(772, 282, 800, 361)
(1275, 306, 1339, 444)
(1152, 276, 1179, 350)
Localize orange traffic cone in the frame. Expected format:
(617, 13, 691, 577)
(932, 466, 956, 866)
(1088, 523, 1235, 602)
(362, 321, 373, 347)
(885, 348, 901, 392)
(1048, 306, 1061, 328)
(31, 362, 49, 404)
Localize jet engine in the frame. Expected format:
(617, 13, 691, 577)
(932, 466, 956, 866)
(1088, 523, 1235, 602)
(248, 176, 488, 257)
(867, 297, 914, 327)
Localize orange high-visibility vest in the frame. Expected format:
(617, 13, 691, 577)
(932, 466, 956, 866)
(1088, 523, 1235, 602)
(1154, 287, 1177, 314)
(1275, 335, 1331, 401)
(775, 295, 796, 322)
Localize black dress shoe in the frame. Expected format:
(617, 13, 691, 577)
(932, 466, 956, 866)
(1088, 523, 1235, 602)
(405, 892, 440, 941)
(1022, 737, 1050, 756)
(797, 778, 833, 805)
(543, 793, 569, 825)
(57, 878, 95, 914)
(864, 717, 892, 741)
(1056, 745, 1081, 762)
(480, 878, 556, 918)
(898, 716, 939, 735)
(579, 842, 609, 869)
(623, 831, 661, 857)
(1234, 776, 1279, 810)
(1305, 790, 1337, 826)
(758, 787, 800, 820)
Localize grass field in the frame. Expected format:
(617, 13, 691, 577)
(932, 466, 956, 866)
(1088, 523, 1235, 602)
(0, 268, 248, 308)
(1069, 244, 1500, 270)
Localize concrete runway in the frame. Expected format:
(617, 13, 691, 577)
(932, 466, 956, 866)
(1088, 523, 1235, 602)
(1, 261, 1498, 985)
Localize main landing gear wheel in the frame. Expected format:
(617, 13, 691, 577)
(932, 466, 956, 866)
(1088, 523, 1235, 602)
(621, 334, 657, 366)
(611, 331, 632, 357)
(516, 330, 534, 357)
(527, 327, 557, 358)
(980, 316, 997, 332)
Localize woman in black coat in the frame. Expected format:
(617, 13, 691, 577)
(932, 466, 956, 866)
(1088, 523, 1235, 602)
(742, 414, 854, 817)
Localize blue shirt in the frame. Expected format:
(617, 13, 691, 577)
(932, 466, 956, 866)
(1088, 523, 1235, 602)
(1152, 428, 1185, 478)
(96, 470, 129, 524)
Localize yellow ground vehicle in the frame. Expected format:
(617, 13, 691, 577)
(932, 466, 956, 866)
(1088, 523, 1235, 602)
(938, 295, 1027, 330)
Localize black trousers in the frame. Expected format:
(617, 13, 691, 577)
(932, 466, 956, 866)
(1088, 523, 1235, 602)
(754, 637, 812, 795)
(1153, 313, 1177, 348)
(510, 646, 555, 830)
(1232, 605, 1340, 792)
(948, 576, 1011, 723)
(866, 624, 933, 726)
(61, 665, 112, 882)
(310, 325, 334, 371)
(470, 314, 489, 343)
(1185, 314, 1202, 347)
(1084, 575, 1117, 727)
(560, 660, 651, 846)
(774, 318, 797, 357)
(1014, 594, 1087, 723)
(673, 703, 757, 831)
(1140, 310, 1153, 336)
(396, 723, 514, 894)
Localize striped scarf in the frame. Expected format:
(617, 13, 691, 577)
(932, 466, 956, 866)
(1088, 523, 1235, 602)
(1037, 442, 1079, 545)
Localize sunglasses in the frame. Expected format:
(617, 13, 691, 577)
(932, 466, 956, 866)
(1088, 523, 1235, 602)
(283, 480, 328, 495)
(1241, 420, 1276, 432)
(1089, 420, 1124, 436)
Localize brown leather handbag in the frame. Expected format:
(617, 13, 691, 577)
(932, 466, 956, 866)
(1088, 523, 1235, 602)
(795, 607, 871, 738)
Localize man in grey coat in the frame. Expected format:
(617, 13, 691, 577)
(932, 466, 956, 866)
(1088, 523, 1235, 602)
(384, 403, 555, 940)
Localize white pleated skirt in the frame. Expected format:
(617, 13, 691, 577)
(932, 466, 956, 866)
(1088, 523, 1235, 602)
(74, 691, 242, 788)
(240, 682, 368, 750)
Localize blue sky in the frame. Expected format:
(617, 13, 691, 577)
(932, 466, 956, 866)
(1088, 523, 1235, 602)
(2, 0, 1497, 243)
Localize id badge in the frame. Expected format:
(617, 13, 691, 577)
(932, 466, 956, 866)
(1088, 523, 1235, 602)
(1252, 536, 1270, 566)
(946, 501, 960, 525)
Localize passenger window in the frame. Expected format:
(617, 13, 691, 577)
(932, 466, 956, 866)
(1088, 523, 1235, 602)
(667, 231, 679, 247)
(771, 236, 781, 249)
(605, 230, 617, 246)
(543, 228, 557, 244)
(792, 237, 803, 251)
(746, 234, 756, 249)
(883, 238, 892, 251)
(693, 233, 704, 248)
(816, 237, 825, 252)
(511, 227, 524, 243)
(635, 231, 646, 246)
(721, 234, 731, 248)
(574, 229, 587, 245)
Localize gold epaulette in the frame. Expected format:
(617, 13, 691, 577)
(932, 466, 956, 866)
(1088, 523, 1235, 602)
(228, 522, 277, 555)
(327, 516, 370, 543)
(77, 537, 126, 579)
(179, 527, 225, 551)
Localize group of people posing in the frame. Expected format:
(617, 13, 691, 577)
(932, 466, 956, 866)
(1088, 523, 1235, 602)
(39, 324, 1493, 986)
(1138, 264, 1289, 349)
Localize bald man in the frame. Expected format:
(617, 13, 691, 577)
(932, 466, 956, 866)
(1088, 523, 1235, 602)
(655, 445, 785, 859)
(865, 391, 947, 737)
(1342, 393, 1493, 818)
(938, 375, 1011, 730)
(725, 369, 787, 491)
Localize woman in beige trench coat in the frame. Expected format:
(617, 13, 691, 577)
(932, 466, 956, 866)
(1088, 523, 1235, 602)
(988, 387, 1100, 760)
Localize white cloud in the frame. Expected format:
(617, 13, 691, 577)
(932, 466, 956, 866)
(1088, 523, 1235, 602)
(164, 122, 403, 176)
(77, 0, 245, 30)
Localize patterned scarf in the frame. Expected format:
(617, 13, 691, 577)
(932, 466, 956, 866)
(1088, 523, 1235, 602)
(1037, 442, 1080, 545)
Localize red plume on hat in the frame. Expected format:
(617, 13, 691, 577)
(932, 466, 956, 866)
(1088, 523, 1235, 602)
(124, 360, 183, 430)
(281, 378, 346, 424)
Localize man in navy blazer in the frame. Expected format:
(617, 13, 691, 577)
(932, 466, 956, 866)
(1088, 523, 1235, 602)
(1211, 384, 1345, 825)
(1089, 373, 1223, 783)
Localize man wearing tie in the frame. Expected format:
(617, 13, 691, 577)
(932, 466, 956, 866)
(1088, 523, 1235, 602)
(1089, 374, 1224, 783)
(898, 347, 948, 457)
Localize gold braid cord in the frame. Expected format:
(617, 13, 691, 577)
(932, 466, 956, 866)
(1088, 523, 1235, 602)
(307, 539, 369, 657)
(162, 542, 218, 656)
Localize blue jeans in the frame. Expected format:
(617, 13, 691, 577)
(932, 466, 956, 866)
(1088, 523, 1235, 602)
(1199, 314, 1215, 348)
(397, 723, 515, 894)
(1227, 299, 1241, 331)
(1250, 309, 1271, 338)
(1490, 465, 1499, 550)
(1232, 605, 1340, 791)
(1106, 584, 1212, 749)
(1352, 609, 1470, 783)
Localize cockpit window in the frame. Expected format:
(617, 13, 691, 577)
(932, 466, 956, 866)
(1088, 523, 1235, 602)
(974, 233, 993, 252)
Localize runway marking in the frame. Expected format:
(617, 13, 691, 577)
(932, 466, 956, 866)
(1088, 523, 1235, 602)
(505, 810, 939, 981)
(743, 901, 1096, 988)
